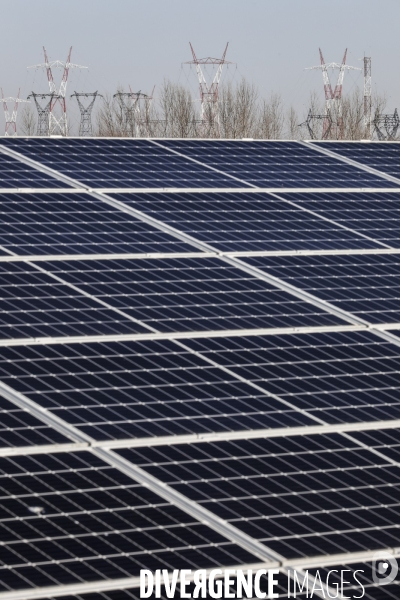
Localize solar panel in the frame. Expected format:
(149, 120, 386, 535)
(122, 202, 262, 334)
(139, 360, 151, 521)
(314, 141, 400, 181)
(39, 257, 346, 332)
(0, 262, 150, 340)
(1, 138, 400, 600)
(118, 432, 400, 559)
(0, 139, 247, 189)
(281, 191, 400, 248)
(0, 451, 257, 593)
(111, 191, 383, 252)
(185, 331, 400, 424)
(0, 340, 316, 442)
(0, 192, 197, 256)
(157, 140, 397, 188)
(243, 253, 400, 323)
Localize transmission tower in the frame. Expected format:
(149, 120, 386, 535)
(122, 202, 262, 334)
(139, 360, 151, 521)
(185, 43, 233, 137)
(1, 89, 30, 136)
(27, 93, 56, 136)
(71, 92, 102, 137)
(113, 88, 154, 137)
(363, 57, 372, 139)
(28, 47, 88, 136)
(300, 108, 333, 140)
(373, 109, 400, 141)
(306, 49, 360, 139)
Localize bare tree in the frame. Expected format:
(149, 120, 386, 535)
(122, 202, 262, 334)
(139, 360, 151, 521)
(157, 80, 196, 138)
(19, 104, 36, 136)
(219, 80, 258, 138)
(256, 93, 284, 139)
(96, 89, 129, 137)
(286, 105, 299, 140)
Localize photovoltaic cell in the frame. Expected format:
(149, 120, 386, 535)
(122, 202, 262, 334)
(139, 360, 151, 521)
(185, 331, 400, 424)
(0, 451, 257, 593)
(157, 140, 397, 188)
(119, 432, 400, 560)
(0, 192, 196, 256)
(314, 141, 400, 181)
(0, 262, 150, 339)
(0, 138, 247, 189)
(281, 191, 400, 248)
(243, 253, 400, 324)
(40, 257, 345, 333)
(0, 340, 316, 442)
(111, 191, 382, 252)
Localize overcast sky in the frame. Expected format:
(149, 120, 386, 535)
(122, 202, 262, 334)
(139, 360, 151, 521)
(2, 0, 399, 131)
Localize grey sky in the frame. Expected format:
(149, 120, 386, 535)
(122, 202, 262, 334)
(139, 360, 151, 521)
(2, 0, 400, 132)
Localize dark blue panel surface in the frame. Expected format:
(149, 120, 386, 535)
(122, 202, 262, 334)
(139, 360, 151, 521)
(0, 192, 195, 255)
(119, 432, 400, 559)
(158, 140, 396, 188)
(0, 395, 68, 448)
(314, 141, 400, 181)
(0, 340, 316, 441)
(0, 150, 68, 188)
(41, 257, 345, 332)
(0, 262, 149, 339)
(0, 452, 255, 592)
(243, 253, 400, 324)
(185, 331, 400, 424)
(112, 191, 382, 252)
(281, 190, 400, 248)
(0, 138, 246, 189)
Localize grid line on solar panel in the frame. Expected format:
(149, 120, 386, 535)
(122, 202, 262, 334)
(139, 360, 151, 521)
(314, 141, 400, 183)
(0, 138, 249, 189)
(118, 431, 400, 561)
(0, 451, 258, 593)
(241, 253, 400, 325)
(0, 192, 198, 256)
(109, 191, 385, 253)
(155, 139, 400, 189)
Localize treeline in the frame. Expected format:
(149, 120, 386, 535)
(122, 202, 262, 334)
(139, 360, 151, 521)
(20, 79, 391, 140)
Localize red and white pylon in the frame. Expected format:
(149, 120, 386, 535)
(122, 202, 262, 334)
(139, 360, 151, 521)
(185, 43, 233, 136)
(28, 47, 88, 136)
(1, 89, 30, 136)
(307, 49, 360, 138)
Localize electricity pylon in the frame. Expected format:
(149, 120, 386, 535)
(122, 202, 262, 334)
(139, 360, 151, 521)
(185, 43, 233, 137)
(71, 92, 102, 137)
(113, 88, 154, 137)
(306, 49, 360, 139)
(28, 47, 88, 136)
(1, 89, 30, 136)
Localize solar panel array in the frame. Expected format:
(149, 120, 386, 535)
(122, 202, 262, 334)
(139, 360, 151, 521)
(0, 138, 400, 600)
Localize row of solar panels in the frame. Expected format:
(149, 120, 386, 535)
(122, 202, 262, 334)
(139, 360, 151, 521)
(0, 138, 399, 189)
(1, 140, 400, 600)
